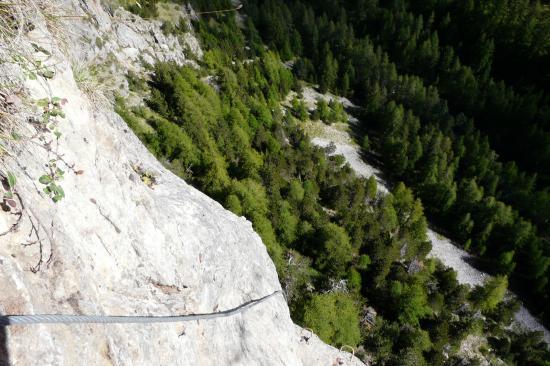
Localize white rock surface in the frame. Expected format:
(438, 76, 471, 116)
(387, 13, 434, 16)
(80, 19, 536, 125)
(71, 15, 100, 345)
(0, 1, 364, 365)
(300, 87, 357, 110)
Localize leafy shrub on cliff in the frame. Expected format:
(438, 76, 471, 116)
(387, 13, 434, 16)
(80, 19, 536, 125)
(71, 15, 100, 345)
(121, 0, 159, 18)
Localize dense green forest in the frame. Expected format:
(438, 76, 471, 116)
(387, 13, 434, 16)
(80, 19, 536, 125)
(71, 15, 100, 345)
(244, 0, 550, 329)
(116, 0, 550, 364)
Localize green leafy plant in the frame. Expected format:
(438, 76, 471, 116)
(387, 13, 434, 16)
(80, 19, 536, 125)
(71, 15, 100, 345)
(11, 54, 55, 81)
(1, 171, 17, 209)
(39, 160, 65, 202)
(33, 96, 67, 203)
(36, 96, 67, 127)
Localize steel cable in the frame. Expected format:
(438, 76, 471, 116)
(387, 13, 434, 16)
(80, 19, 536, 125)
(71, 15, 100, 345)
(0, 290, 281, 326)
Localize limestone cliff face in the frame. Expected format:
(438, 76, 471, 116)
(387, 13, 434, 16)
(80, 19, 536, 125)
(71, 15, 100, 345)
(0, 1, 363, 365)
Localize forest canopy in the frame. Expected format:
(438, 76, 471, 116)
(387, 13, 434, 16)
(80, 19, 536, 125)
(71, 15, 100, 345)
(245, 0, 550, 330)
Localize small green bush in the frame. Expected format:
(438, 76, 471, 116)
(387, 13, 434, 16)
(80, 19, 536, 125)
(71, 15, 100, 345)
(302, 293, 362, 347)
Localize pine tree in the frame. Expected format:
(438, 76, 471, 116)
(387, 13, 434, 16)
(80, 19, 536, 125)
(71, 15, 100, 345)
(319, 44, 338, 93)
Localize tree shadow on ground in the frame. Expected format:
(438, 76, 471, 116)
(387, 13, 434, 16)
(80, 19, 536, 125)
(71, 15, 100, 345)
(347, 111, 394, 189)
